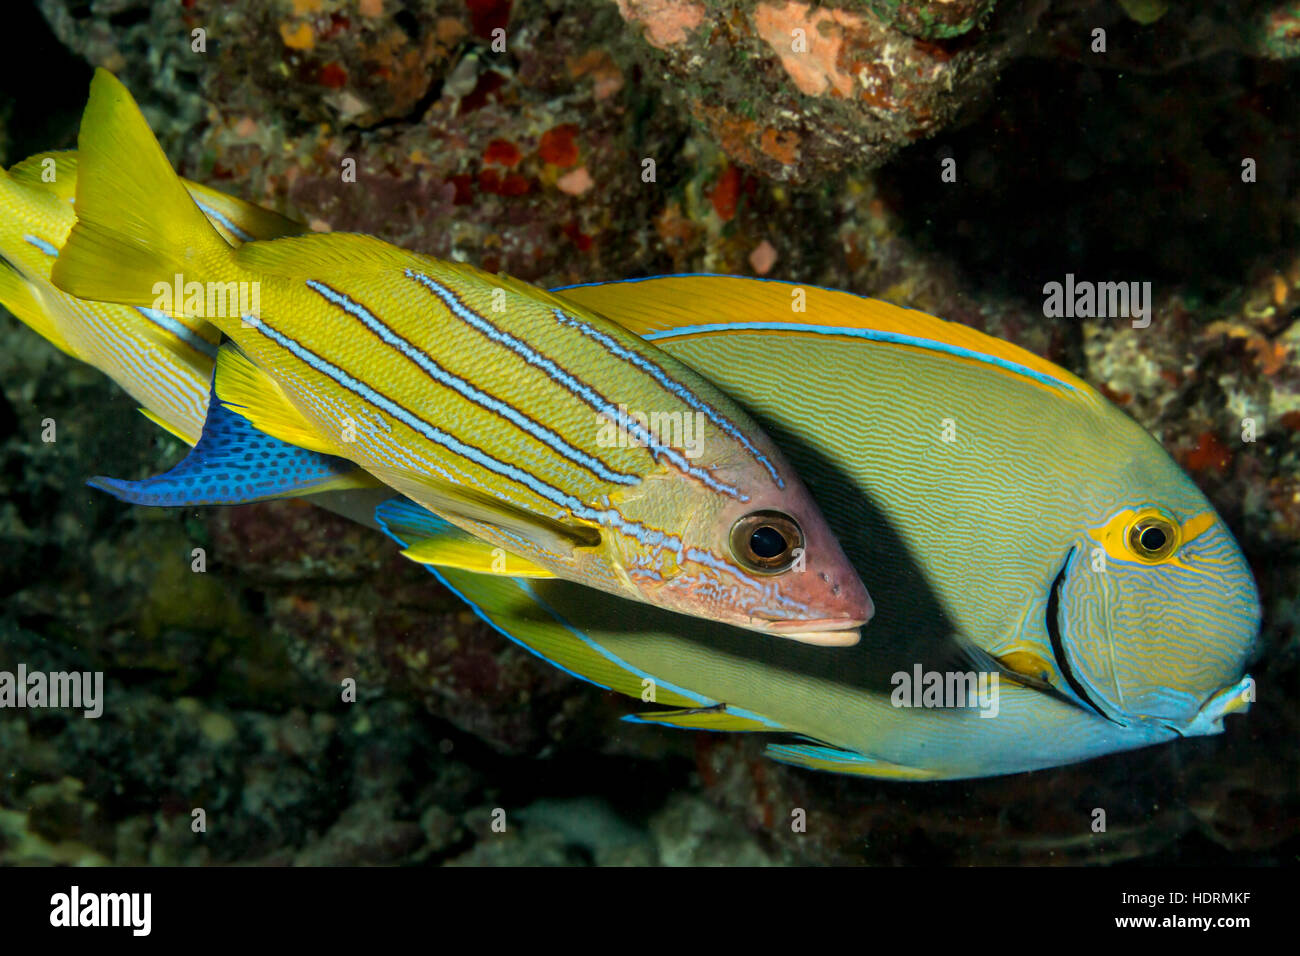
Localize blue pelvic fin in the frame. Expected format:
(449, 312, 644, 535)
(90, 381, 372, 507)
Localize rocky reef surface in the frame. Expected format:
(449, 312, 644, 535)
(1, 0, 1297, 865)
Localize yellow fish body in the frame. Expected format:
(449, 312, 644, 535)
(49, 70, 871, 645)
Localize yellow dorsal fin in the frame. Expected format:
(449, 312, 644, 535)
(183, 179, 307, 245)
(0, 260, 78, 357)
(213, 343, 343, 455)
(401, 531, 556, 579)
(235, 231, 425, 275)
(8, 151, 79, 201)
(555, 275, 1096, 400)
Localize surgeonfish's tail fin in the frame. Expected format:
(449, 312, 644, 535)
(51, 69, 234, 311)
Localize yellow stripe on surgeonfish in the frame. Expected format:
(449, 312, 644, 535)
(50, 69, 872, 644)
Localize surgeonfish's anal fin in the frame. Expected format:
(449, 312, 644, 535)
(624, 706, 776, 733)
(89, 378, 373, 507)
(764, 742, 942, 780)
(51, 69, 232, 309)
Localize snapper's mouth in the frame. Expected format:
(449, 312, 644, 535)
(757, 617, 865, 647)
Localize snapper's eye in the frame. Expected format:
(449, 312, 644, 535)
(1126, 510, 1180, 561)
(730, 511, 804, 574)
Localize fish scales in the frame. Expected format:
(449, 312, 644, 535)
(219, 262, 752, 522)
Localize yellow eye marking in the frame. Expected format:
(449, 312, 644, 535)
(1087, 508, 1217, 570)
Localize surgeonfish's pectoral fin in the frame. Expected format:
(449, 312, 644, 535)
(89, 378, 373, 507)
(764, 742, 943, 780)
(946, 637, 1059, 696)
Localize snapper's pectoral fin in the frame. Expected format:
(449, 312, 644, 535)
(373, 495, 557, 577)
(367, 463, 599, 566)
(400, 533, 556, 579)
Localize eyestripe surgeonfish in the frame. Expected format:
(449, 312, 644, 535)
(47, 70, 872, 646)
(378, 277, 1259, 779)
(3, 101, 1260, 781)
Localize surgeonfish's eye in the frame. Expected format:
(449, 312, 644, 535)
(730, 511, 804, 574)
(1126, 509, 1180, 562)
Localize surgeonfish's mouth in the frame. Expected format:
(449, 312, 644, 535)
(1176, 675, 1255, 736)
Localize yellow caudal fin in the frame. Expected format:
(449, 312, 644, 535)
(400, 529, 556, 578)
(0, 256, 78, 357)
(51, 69, 235, 310)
